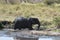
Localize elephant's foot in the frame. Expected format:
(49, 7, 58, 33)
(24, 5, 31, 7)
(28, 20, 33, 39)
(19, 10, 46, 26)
(29, 28, 33, 30)
(19, 28, 21, 30)
(14, 27, 17, 30)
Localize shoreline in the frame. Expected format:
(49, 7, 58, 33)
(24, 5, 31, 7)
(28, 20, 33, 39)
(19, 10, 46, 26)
(2, 29, 60, 36)
(30, 30, 60, 36)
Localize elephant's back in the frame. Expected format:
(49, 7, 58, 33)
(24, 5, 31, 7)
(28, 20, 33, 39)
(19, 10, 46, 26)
(13, 17, 26, 23)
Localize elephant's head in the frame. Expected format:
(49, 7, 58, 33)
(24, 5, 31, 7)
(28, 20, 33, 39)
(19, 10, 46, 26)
(29, 18, 40, 30)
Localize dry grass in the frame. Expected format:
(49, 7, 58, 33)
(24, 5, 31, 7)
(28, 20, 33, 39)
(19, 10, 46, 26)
(0, 3, 60, 31)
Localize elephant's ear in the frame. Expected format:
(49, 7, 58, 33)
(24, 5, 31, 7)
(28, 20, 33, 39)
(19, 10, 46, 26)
(28, 18, 37, 23)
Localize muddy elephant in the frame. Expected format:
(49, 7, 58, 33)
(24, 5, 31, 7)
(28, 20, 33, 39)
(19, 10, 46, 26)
(13, 17, 40, 30)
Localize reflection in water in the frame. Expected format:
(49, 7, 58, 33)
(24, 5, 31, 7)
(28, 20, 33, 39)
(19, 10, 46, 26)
(0, 37, 14, 40)
(0, 29, 60, 40)
(38, 37, 53, 40)
(38, 36, 60, 40)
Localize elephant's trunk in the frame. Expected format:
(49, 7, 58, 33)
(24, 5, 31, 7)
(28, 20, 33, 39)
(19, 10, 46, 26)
(37, 22, 40, 30)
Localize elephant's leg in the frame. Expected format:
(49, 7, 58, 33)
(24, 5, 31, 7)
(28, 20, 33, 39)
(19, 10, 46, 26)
(19, 28, 21, 30)
(14, 27, 17, 30)
(14, 24, 19, 30)
(27, 23, 33, 30)
(28, 26, 33, 30)
(29, 28, 33, 30)
(18, 26, 21, 30)
(14, 26, 21, 30)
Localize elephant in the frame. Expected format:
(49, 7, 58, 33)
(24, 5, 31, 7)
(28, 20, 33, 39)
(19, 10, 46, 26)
(13, 17, 40, 30)
(0, 21, 11, 25)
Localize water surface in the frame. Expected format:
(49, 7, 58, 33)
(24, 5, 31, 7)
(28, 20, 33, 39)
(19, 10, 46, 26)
(39, 36, 60, 40)
(0, 37, 14, 40)
(0, 29, 60, 40)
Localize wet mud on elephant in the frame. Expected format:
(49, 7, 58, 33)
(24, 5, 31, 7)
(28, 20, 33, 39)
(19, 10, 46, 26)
(13, 17, 40, 30)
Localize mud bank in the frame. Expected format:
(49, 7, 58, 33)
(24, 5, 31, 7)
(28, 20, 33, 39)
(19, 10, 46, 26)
(2, 29, 60, 36)
(0, 29, 60, 40)
(30, 30, 60, 36)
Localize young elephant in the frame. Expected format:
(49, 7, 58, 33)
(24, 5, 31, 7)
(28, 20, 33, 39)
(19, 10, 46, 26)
(13, 17, 40, 30)
(0, 21, 11, 25)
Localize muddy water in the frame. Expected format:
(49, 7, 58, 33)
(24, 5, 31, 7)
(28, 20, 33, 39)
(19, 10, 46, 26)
(0, 29, 60, 40)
